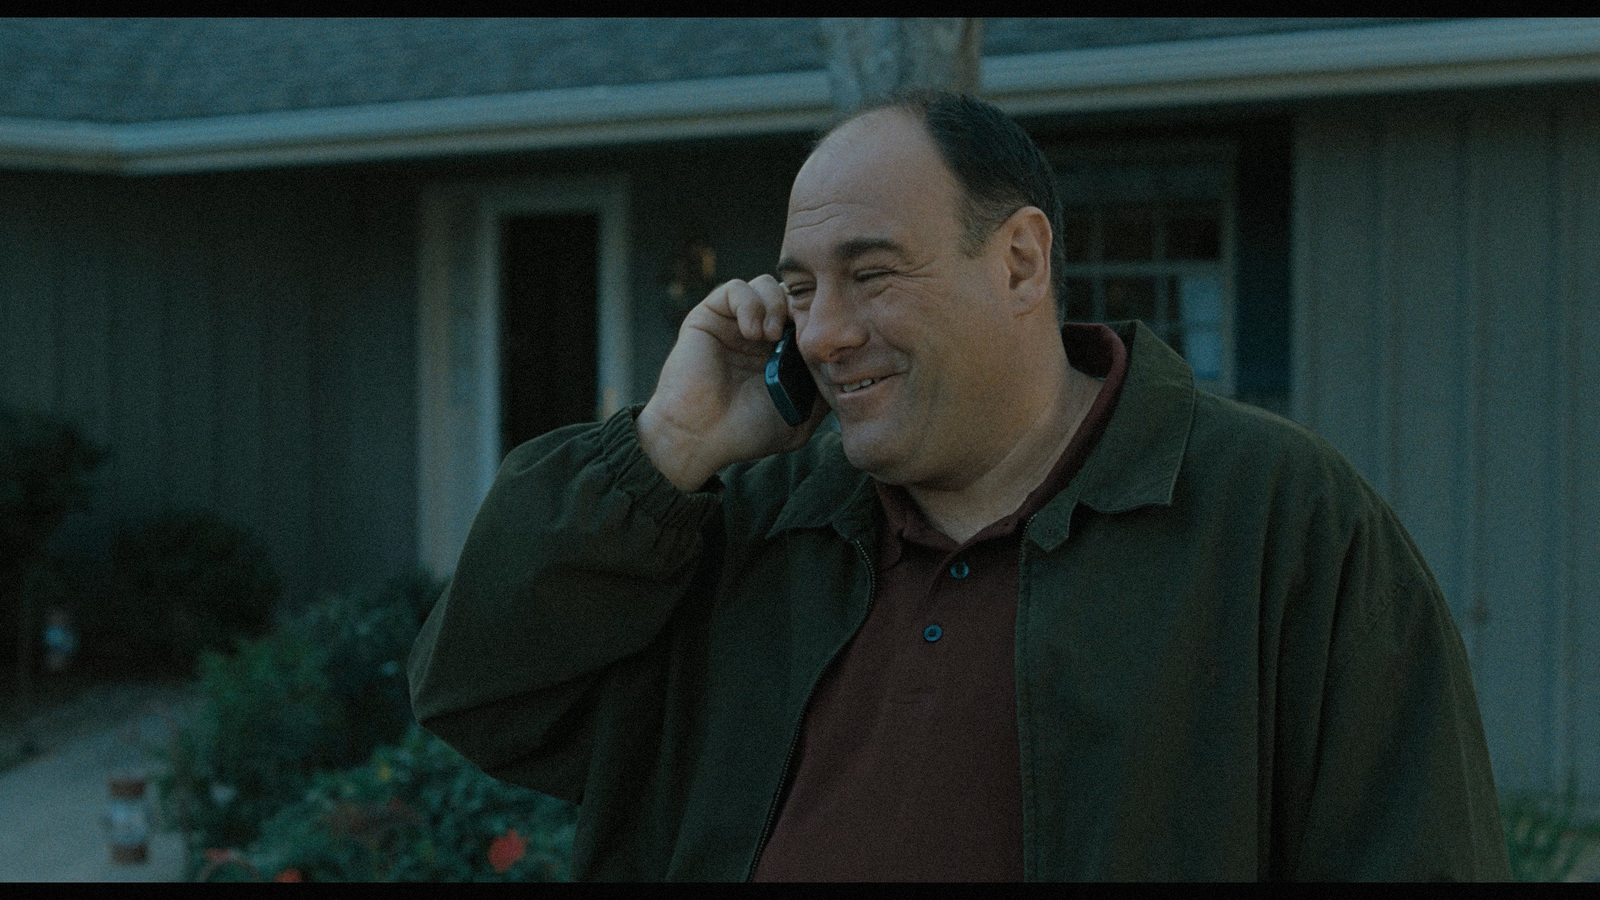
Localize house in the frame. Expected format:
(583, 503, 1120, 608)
(1, 17, 1595, 804)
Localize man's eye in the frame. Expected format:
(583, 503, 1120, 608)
(855, 269, 891, 282)
(786, 285, 815, 307)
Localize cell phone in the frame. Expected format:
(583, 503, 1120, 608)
(765, 321, 819, 427)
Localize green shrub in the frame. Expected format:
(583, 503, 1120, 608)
(1503, 786, 1600, 882)
(161, 632, 340, 851)
(157, 573, 445, 873)
(99, 512, 281, 676)
(0, 405, 104, 566)
(246, 723, 576, 882)
(287, 573, 442, 765)
(0, 405, 104, 671)
(165, 570, 577, 882)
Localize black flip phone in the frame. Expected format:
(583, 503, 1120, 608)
(765, 322, 818, 427)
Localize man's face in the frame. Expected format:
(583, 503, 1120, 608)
(778, 109, 1024, 490)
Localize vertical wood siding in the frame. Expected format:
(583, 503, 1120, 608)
(1559, 105, 1600, 793)
(0, 169, 418, 607)
(1294, 86, 1600, 799)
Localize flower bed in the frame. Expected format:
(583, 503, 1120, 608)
(246, 723, 574, 882)
(158, 574, 575, 881)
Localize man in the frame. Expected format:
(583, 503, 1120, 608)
(409, 92, 1509, 881)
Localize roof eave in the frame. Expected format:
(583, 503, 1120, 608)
(986, 15, 1600, 116)
(0, 70, 837, 175)
(2, 17, 1597, 176)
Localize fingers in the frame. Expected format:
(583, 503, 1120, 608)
(704, 275, 789, 343)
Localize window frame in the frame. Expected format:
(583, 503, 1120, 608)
(1046, 139, 1239, 397)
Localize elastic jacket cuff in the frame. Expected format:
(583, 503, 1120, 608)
(594, 404, 722, 531)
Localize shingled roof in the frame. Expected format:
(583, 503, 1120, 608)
(2, 18, 1592, 174)
(0, 18, 1412, 124)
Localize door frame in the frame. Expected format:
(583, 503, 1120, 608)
(416, 175, 631, 578)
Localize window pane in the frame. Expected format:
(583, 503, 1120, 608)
(1179, 275, 1223, 326)
(1048, 148, 1233, 394)
(1063, 278, 1094, 321)
(1104, 277, 1157, 321)
(1184, 328, 1224, 381)
(1162, 277, 1184, 322)
(1061, 210, 1093, 262)
(1166, 210, 1221, 260)
(1102, 206, 1154, 261)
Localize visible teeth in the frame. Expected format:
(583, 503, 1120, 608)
(841, 378, 877, 393)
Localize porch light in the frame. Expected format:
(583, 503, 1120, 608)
(665, 238, 718, 322)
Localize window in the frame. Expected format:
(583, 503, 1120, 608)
(1051, 144, 1236, 396)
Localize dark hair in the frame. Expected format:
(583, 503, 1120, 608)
(821, 91, 1067, 322)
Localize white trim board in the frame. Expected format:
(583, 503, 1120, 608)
(415, 175, 632, 579)
(986, 17, 1600, 115)
(3, 19, 1598, 175)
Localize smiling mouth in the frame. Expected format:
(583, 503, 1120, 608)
(839, 378, 879, 394)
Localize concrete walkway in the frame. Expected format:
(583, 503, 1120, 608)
(0, 687, 193, 882)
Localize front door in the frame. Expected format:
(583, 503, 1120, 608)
(498, 214, 600, 457)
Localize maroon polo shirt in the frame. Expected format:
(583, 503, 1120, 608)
(752, 324, 1129, 882)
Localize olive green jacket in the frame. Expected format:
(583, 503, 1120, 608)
(409, 321, 1509, 881)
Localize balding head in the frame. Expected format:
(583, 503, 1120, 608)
(810, 92, 1067, 322)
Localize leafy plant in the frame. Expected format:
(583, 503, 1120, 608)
(156, 573, 445, 874)
(286, 573, 442, 766)
(160, 631, 341, 852)
(0, 404, 104, 672)
(0, 405, 105, 567)
(247, 723, 575, 882)
(1503, 786, 1600, 882)
(97, 512, 281, 676)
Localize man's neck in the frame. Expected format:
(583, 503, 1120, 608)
(907, 360, 1104, 544)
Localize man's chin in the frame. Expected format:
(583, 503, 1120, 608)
(838, 426, 911, 483)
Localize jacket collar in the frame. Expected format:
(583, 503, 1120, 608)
(766, 437, 877, 542)
(766, 319, 1195, 548)
(1024, 320, 1194, 551)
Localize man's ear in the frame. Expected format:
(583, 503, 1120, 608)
(999, 206, 1053, 317)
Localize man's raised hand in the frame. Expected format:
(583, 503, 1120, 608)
(637, 275, 826, 492)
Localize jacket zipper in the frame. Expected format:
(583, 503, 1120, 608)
(746, 535, 878, 880)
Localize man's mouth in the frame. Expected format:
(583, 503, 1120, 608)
(839, 378, 879, 394)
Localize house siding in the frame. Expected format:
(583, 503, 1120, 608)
(0, 136, 815, 605)
(0, 169, 420, 607)
(1293, 84, 1600, 799)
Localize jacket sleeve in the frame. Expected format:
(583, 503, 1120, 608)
(1276, 482, 1511, 881)
(407, 406, 721, 803)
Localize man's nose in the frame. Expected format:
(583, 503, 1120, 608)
(796, 281, 867, 365)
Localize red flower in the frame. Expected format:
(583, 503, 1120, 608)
(487, 829, 527, 874)
(274, 868, 303, 882)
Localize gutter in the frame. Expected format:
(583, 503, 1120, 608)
(2, 17, 1597, 175)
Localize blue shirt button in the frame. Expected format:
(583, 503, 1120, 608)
(923, 624, 942, 642)
(949, 561, 969, 579)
